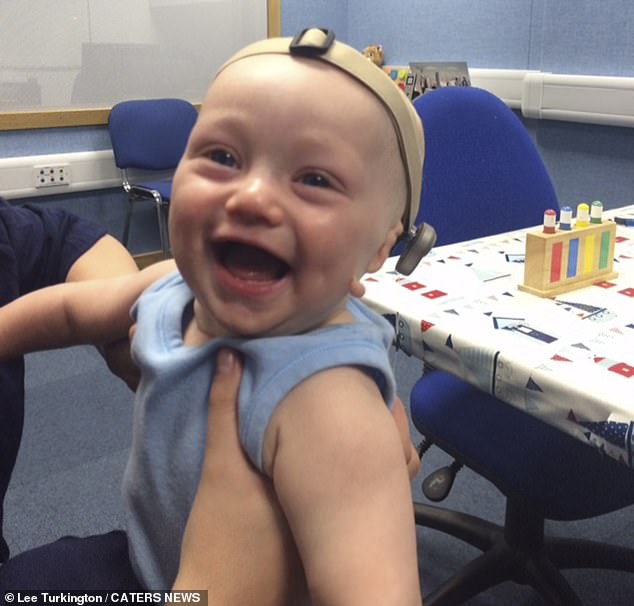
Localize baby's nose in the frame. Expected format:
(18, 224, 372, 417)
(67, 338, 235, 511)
(225, 177, 284, 225)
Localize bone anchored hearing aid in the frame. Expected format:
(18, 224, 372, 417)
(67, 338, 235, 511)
(218, 28, 437, 275)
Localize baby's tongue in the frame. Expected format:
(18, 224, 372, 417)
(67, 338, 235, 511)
(224, 243, 287, 281)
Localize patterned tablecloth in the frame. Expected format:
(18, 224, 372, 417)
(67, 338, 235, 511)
(362, 205, 634, 467)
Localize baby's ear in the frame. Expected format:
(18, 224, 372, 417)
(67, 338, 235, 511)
(350, 221, 403, 298)
(367, 221, 403, 274)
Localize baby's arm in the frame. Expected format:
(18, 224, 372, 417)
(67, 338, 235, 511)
(263, 367, 422, 606)
(0, 260, 175, 360)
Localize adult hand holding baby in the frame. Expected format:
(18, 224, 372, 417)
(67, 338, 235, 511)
(173, 349, 421, 605)
(172, 349, 309, 605)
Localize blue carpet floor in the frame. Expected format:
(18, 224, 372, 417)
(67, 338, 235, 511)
(4, 345, 634, 604)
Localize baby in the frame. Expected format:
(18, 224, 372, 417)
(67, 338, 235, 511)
(0, 29, 426, 605)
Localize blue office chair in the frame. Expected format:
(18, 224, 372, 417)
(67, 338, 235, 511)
(108, 98, 198, 257)
(406, 86, 634, 605)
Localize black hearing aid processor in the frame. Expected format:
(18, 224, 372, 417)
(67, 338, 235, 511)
(395, 222, 437, 275)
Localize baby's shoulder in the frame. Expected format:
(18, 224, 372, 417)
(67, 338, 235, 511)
(262, 364, 391, 475)
(284, 364, 387, 416)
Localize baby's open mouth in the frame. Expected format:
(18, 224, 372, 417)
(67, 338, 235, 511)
(214, 241, 290, 282)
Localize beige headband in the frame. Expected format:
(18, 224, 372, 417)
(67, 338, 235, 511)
(218, 28, 424, 233)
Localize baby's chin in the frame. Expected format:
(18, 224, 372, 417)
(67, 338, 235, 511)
(205, 307, 341, 341)
(190, 300, 289, 340)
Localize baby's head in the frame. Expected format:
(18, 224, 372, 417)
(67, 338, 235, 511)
(218, 29, 424, 241)
(170, 29, 425, 338)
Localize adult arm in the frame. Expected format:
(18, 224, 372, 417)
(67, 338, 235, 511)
(0, 260, 176, 360)
(0, 201, 115, 292)
(65, 234, 139, 282)
(0, 203, 142, 378)
(64, 233, 141, 388)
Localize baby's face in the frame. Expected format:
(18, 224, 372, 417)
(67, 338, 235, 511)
(169, 54, 403, 338)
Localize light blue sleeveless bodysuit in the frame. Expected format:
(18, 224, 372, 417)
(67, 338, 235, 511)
(122, 272, 396, 589)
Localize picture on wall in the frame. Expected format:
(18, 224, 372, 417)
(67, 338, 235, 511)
(404, 61, 470, 101)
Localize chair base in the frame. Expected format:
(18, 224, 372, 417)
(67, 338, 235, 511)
(415, 499, 634, 606)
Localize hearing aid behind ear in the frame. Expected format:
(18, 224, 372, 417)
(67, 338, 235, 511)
(395, 222, 437, 275)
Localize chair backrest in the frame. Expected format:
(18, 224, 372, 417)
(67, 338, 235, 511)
(108, 98, 199, 172)
(410, 86, 559, 247)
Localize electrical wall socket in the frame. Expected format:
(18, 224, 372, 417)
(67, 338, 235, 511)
(33, 164, 71, 188)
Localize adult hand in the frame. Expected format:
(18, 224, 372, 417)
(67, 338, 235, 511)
(172, 349, 308, 606)
(100, 323, 142, 391)
(393, 396, 422, 480)
(101, 336, 140, 391)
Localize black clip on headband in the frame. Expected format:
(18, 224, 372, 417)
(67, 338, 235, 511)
(290, 28, 335, 57)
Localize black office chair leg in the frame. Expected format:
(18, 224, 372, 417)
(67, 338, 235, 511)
(546, 536, 634, 573)
(419, 524, 585, 606)
(421, 538, 584, 606)
(414, 501, 501, 552)
(525, 553, 584, 606)
(415, 498, 592, 605)
(423, 543, 515, 606)
(500, 499, 583, 605)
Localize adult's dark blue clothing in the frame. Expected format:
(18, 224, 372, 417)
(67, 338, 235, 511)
(0, 531, 144, 591)
(0, 198, 107, 564)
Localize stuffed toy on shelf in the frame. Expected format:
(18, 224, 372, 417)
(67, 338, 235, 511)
(362, 44, 384, 67)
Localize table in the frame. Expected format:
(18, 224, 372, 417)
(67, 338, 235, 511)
(362, 205, 634, 467)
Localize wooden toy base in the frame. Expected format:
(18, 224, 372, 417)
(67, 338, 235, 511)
(520, 220, 617, 298)
(518, 270, 618, 298)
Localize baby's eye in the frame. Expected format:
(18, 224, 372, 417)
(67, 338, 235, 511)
(208, 149, 238, 168)
(301, 173, 330, 188)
